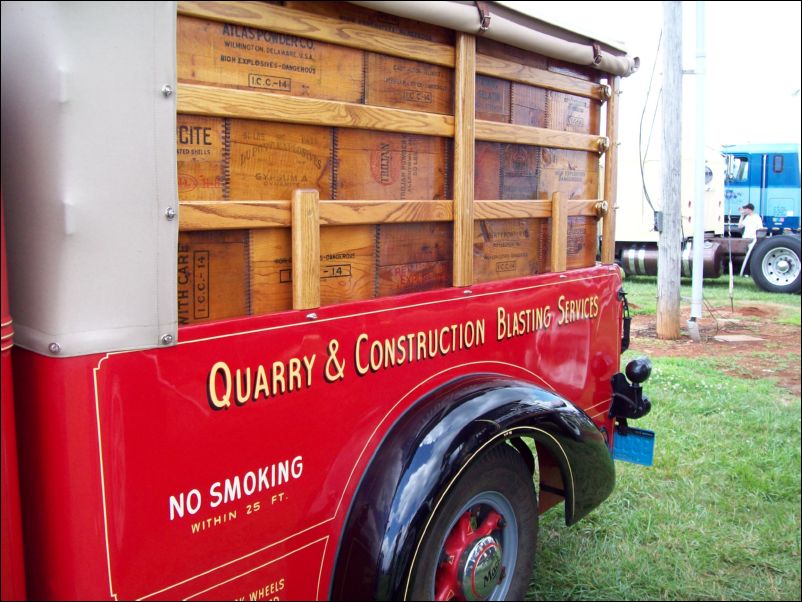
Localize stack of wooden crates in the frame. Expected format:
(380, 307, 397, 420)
(175, 1, 615, 324)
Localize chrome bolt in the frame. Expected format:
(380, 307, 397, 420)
(48, 342, 61, 354)
(165, 207, 176, 220)
(161, 334, 174, 345)
(463, 289, 473, 295)
(161, 84, 173, 97)
(306, 312, 318, 320)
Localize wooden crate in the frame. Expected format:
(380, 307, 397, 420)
(334, 130, 449, 200)
(177, 15, 364, 101)
(175, 1, 608, 323)
(474, 219, 547, 283)
(229, 120, 334, 200)
(250, 225, 376, 314)
(177, 231, 250, 324)
(176, 115, 225, 201)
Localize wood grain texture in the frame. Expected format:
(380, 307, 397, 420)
(475, 119, 600, 152)
(477, 53, 603, 99)
(177, 14, 363, 102)
(292, 189, 321, 309)
(601, 76, 619, 264)
(178, 1, 455, 67)
(453, 32, 476, 287)
(550, 192, 567, 272)
(334, 129, 448, 200)
(177, 230, 250, 324)
(178, 84, 455, 137)
(179, 200, 453, 230)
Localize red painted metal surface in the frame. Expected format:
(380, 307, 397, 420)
(1, 191, 27, 601)
(13, 265, 621, 600)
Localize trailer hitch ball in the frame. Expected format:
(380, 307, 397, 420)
(610, 358, 652, 424)
(625, 357, 652, 386)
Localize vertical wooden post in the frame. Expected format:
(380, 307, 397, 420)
(601, 76, 620, 265)
(452, 32, 476, 287)
(292, 188, 320, 310)
(658, 0, 682, 339)
(550, 192, 567, 272)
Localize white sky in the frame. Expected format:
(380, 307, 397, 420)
(515, 0, 802, 146)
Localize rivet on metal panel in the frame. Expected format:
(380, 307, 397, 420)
(48, 342, 61, 354)
(161, 334, 174, 345)
(463, 290, 473, 295)
(165, 207, 176, 220)
(161, 84, 173, 97)
(306, 313, 319, 320)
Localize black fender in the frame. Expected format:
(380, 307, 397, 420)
(329, 373, 615, 601)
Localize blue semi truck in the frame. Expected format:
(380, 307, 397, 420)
(615, 143, 800, 294)
(722, 143, 800, 293)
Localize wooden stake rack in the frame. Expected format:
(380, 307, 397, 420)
(175, 1, 619, 322)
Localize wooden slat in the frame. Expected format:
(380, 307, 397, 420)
(292, 189, 320, 310)
(179, 200, 453, 230)
(179, 199, 602, 230)
(180, 201, 290, 230)
(477, 54, 604, 100)
(177, 1, 455, 68)
(601, 77, 620, 264)
(550, 192, 567, 273)
(475, 199, 600, 220)
(453, 33, 476, 287)
(475, 119, 601, 152)
(178, 84, 455, 138)
(321, 201, 452, 225)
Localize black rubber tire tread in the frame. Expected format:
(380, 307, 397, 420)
(749, 235, 802, 293)
(407, 443, 538, 601)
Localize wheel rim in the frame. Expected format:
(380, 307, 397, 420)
(760, 246, 801, 287)
(432, 492, 518, 601)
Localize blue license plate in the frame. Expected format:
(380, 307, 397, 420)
(613, 427, 655, 466)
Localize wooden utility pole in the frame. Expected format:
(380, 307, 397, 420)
(658, 0, 682, 339)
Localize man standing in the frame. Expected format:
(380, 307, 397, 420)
(738, 203, 763, 240)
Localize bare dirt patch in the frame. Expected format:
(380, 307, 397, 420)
(629, 303, 801, 398)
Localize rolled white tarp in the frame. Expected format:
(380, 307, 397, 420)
(349, 0, 639, 77)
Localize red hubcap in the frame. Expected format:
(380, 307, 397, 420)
(434, 509, 504, 601)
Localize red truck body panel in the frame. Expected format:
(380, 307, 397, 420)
(12, 266, 621, 600)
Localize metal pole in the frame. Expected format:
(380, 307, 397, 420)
(689, 0, 706, 339)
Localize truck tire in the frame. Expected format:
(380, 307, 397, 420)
(749, 235, 802, 293)
(407, 443, 538, 601)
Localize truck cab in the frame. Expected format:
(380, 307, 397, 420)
(723, 143, 801, 233)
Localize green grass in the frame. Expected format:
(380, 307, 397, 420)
(621, 274, 801, 320)
(525, 355, 801, 601)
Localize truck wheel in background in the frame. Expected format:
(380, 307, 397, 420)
(407, 443, 538, 601)
(749, 235, 802, 293)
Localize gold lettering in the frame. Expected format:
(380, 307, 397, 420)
(288, 357, 301, 391)
(384, 338, 397, 368)
(302, 355, 315, 387)
(236, 368, 252, 405)
(497, 307, 507, 340)
(272, 361, 286, 394)
(417, 331, 427, 360)
(254, 365, 270, 399)
(355, 333, 369, 375)
(209, 361, 232, 409)
(370, 340, 383, 372)
(439, 326, 450, 355)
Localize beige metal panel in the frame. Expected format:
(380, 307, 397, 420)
(0, 2, 178, 356)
